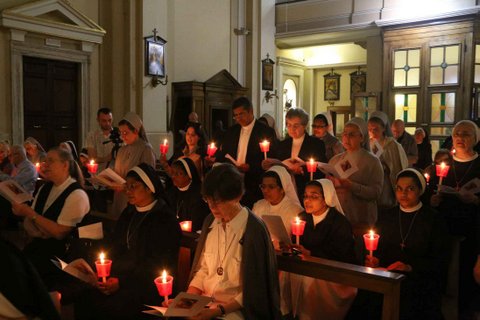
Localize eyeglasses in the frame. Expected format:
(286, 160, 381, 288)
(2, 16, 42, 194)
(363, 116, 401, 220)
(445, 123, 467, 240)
(259, 184, 279, 190)
(286, 123, 304, 130)
(303, 193, 323, 200)
(312, 124, 327, 129)
(120, 130, 132, 136)
(125, 182, 143, 192)
(342, 132, 361, 138)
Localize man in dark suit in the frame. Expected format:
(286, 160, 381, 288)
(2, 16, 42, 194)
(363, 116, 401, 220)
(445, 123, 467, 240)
(213, 97, 277, 208)
(264, 107, 326, 200)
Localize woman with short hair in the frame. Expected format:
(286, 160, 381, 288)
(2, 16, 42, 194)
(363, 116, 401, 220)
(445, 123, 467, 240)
(312, 113, 344, 161)
(187, 164, 282, 319)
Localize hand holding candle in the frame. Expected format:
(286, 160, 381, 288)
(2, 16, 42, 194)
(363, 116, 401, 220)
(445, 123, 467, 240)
(160, 139, 169, 156)
(207, 142, 217, 158)
(179, 220, 192, 232)
(154, 270, 173, 304)
(435, 161, 450, 189)
(95, 252, 112, 283)
(87, 160, 98, 175)
(291, 217, 306, 245)
(306, 158, 317, 181)
(363, 230, 380, 258)
(259, 140, 270, 160)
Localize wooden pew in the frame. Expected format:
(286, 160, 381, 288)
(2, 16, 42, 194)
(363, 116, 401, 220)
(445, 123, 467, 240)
(277, 254, 404, 320)
(178, 233, 405, 320)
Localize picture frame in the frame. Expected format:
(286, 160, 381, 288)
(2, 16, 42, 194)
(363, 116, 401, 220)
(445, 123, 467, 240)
(262, 55, 275, 91)
(324, 71, 341, 101)
(350, 68, 366, 97)
(145, 35, 166, 77)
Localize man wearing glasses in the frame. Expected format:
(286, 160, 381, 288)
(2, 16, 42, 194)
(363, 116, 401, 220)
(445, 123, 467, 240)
(213, 97, 277, 208)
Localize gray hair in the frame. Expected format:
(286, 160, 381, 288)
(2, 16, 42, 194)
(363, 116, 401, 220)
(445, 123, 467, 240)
(286, 108, 309, 126)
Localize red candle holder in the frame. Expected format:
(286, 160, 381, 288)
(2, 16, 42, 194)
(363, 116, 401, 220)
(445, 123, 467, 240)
(154, 271, 173, 303)
(291, 217, 306, 245)
(87, 160, 98, 175)
(35, 162, 41, 173)
(306, 158, 317, 181)
(363, 230, 380, 258)
(259, 140, 270, 160)
(207, 142, 217, 158)
(160, 139, 169, 155)
(95, 253, 112, 283)
(435, 162, 450, 189)
(179, 220, 192, 232)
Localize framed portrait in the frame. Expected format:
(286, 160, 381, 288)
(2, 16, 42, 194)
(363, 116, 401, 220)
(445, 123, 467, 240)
(145, 36, 166, 77)
(262, 55, 275, 91)
(350, 69, 366, 97)
(324, 71, 341, 101)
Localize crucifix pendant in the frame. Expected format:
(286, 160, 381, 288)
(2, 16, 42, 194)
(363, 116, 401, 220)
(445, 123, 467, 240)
(400, 242, 406, 250)
(216, 267, 224, 276)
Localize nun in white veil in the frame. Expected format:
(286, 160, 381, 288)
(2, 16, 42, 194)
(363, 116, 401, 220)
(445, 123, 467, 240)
(289, 178, 357, 320)
(252, 165, 303, 234)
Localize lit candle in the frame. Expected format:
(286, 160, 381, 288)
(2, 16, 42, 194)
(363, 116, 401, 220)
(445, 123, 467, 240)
(363, 230, 380, 258)
(306, 158, 317, 181)
(291, 217, 306, 245)
(424, 173, 430, 184)
(87, 160, 98, 175)
(160, 139, 169, 155)
(207, 142, 217, 158)
(435, 161, 450, 189)
(35, 162, 40, 173)
(154, 270, 173, 304)
(259, 140, 270, 160)
(179, 220, 192, 232)
(95, 252, 112, 283)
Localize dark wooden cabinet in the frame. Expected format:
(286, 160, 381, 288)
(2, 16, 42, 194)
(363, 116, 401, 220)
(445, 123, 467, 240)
(171, 70, 247, 144)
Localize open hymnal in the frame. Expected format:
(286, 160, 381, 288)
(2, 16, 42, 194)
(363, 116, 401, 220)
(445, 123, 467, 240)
(0, 180, 33, 203)
(281, 157, 305, 171)
(262, 215, 292, 246)
(439, 177, 480, 196)
(51, 257, 96, 285)
(91, 168, 126, 188)
(144, 292, 212, 317)
(317, 162, 340, 178)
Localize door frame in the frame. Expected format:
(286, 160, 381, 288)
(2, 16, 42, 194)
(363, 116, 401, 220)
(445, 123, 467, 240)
(11, 39, 91, 146)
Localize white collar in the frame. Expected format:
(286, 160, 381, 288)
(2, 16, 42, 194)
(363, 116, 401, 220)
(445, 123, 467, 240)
(177, 181, 192, 192)
(135, 199, 157, 212)
(453, 152, 478, 162)
(400, 201, 423, 213)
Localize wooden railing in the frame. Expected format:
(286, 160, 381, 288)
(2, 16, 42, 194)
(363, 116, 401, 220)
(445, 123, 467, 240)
(277, 254, 404, 320)
(179, 232, 405, 320)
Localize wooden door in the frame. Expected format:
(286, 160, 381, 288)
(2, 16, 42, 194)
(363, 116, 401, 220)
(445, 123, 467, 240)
(23, 56, 79, 150)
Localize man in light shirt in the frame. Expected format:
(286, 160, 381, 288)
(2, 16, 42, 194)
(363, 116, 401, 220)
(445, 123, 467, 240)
(86, 107, 114, 171)
(214, 97, 277, 208)
(392, 119, 418, 166)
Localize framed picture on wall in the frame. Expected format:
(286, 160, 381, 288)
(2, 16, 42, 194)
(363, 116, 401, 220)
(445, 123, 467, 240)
(262, 55, 275, 91)
(145, 35, 167, 77)
(324, 70, 341, 101)
(350, 68, 366, 97)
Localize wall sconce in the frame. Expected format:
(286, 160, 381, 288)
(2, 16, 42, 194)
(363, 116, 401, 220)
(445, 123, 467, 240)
(152, 74, 168, 87)
(265, 90, 278, 103)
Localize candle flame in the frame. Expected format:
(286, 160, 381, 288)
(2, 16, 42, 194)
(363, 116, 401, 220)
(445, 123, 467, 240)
(262, 140, 268, 146)
(163, 139, 168, 145)
(369, 230, 374, 239)
(210, 142, 215, 148)
(295, 216, 300, 224)
(90, 160, 95, 165)
(161, 270, 167, 283)
(440, 162, 446, 169)
(309, 158, 314, 164)
(99, 252, 105, 264)
(35, 162, 40, 167)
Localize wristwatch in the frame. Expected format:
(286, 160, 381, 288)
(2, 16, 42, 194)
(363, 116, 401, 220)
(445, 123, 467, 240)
(217, 304, 226, 316)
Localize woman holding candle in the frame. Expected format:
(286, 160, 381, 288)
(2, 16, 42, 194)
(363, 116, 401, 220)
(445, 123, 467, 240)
(368, 111, 408, 210)
(187, 164, 281, 319)
(287, 179, 356, 319)
(413, 127, 432, 170)
(364, 168, 449, 319)
(429, 120, 480, 317)
(165, 158, 209, 232)
(11, 147, 89, 284)
(312, 113, 344, 161)
(160, 122, 207, 179)
(328, 117, 384, 226)
(75, 163, 181, 319)
(111, 112, 156, 217)
(263, 108, 327, 201)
